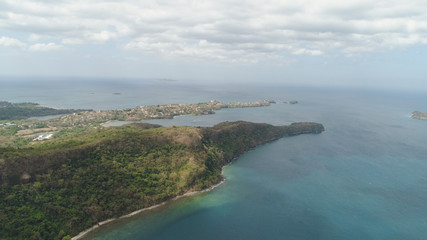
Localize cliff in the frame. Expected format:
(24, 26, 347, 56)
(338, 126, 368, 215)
(0, 121, 324, 240)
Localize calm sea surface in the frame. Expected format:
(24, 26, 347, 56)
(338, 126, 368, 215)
(1, 78, 426, 240)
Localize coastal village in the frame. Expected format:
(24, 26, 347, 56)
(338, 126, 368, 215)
(47, 100, 276, 127)
(1, 99, 302, 146)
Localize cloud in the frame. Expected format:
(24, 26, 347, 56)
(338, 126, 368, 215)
(28, 42, 62, 51)
(0, 36, 62, 51)
(0, 36, 26, 48)
(85, 31, 117, 42)
(1, 0, 427, 62)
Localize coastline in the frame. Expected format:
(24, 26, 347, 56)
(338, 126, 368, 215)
(3, 121, 324, 240)
(411, 111, 427, 120)
(71, 178, 226, 240)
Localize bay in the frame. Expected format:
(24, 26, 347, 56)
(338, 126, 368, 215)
(1, 78, 426, 239)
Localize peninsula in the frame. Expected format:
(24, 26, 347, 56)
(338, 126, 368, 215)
(0, 101, 90, 120)
(0, 121, 324, 240)
(0, 100, 275, 148)
(411, 111, 427, 120)
(48, 99, 275, 127)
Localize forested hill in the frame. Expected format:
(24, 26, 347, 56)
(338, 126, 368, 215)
(0, 121, 324, 240)
(0, 101, 91, 120)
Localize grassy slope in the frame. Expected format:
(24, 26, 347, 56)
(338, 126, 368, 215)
(0, 121, 324, 240)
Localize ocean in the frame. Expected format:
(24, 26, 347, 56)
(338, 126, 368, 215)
(1, 78, 426, 240)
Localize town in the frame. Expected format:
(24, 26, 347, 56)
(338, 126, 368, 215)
(0, 100, 282, 147)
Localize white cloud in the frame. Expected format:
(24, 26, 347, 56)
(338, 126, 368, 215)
(85, 31, 117, 42)
(0, 36, 26, 48)
(1, 0, 427, 62)
(0, 36, 62, 52)
(28, 42, 62, 51)
(28, 34, 42, 42)
(292, 48, 324, 56)
(61, 38, 85, 45)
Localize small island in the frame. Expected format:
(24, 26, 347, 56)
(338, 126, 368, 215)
(411, 111, 427, 120)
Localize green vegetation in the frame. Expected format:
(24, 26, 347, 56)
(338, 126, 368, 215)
(0, 101, 91, 120)
(0, 100, 276, 148)
(0, 121, 324, 240)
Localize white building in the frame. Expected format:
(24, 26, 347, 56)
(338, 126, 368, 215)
(33, 134, 53, 141)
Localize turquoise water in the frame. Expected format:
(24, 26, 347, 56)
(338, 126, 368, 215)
(1, 78, 426, 239)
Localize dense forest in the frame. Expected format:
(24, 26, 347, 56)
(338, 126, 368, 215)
(0, 101, 90, 120)
(0, 121, 324, 240)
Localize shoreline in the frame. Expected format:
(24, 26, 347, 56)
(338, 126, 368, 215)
(411, 111, 427, 120)
(71, 178, 226, 240)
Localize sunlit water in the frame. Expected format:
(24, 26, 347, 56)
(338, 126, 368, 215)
(1, 78, 426, 240)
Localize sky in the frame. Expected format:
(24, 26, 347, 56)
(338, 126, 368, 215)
(0, 0, 427, 90)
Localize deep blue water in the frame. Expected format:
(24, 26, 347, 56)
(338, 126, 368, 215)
(1, 78, 426, 240)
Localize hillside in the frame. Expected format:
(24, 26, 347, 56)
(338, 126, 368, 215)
(0, 121, 324, 240)
(0, 101, 91, 120)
